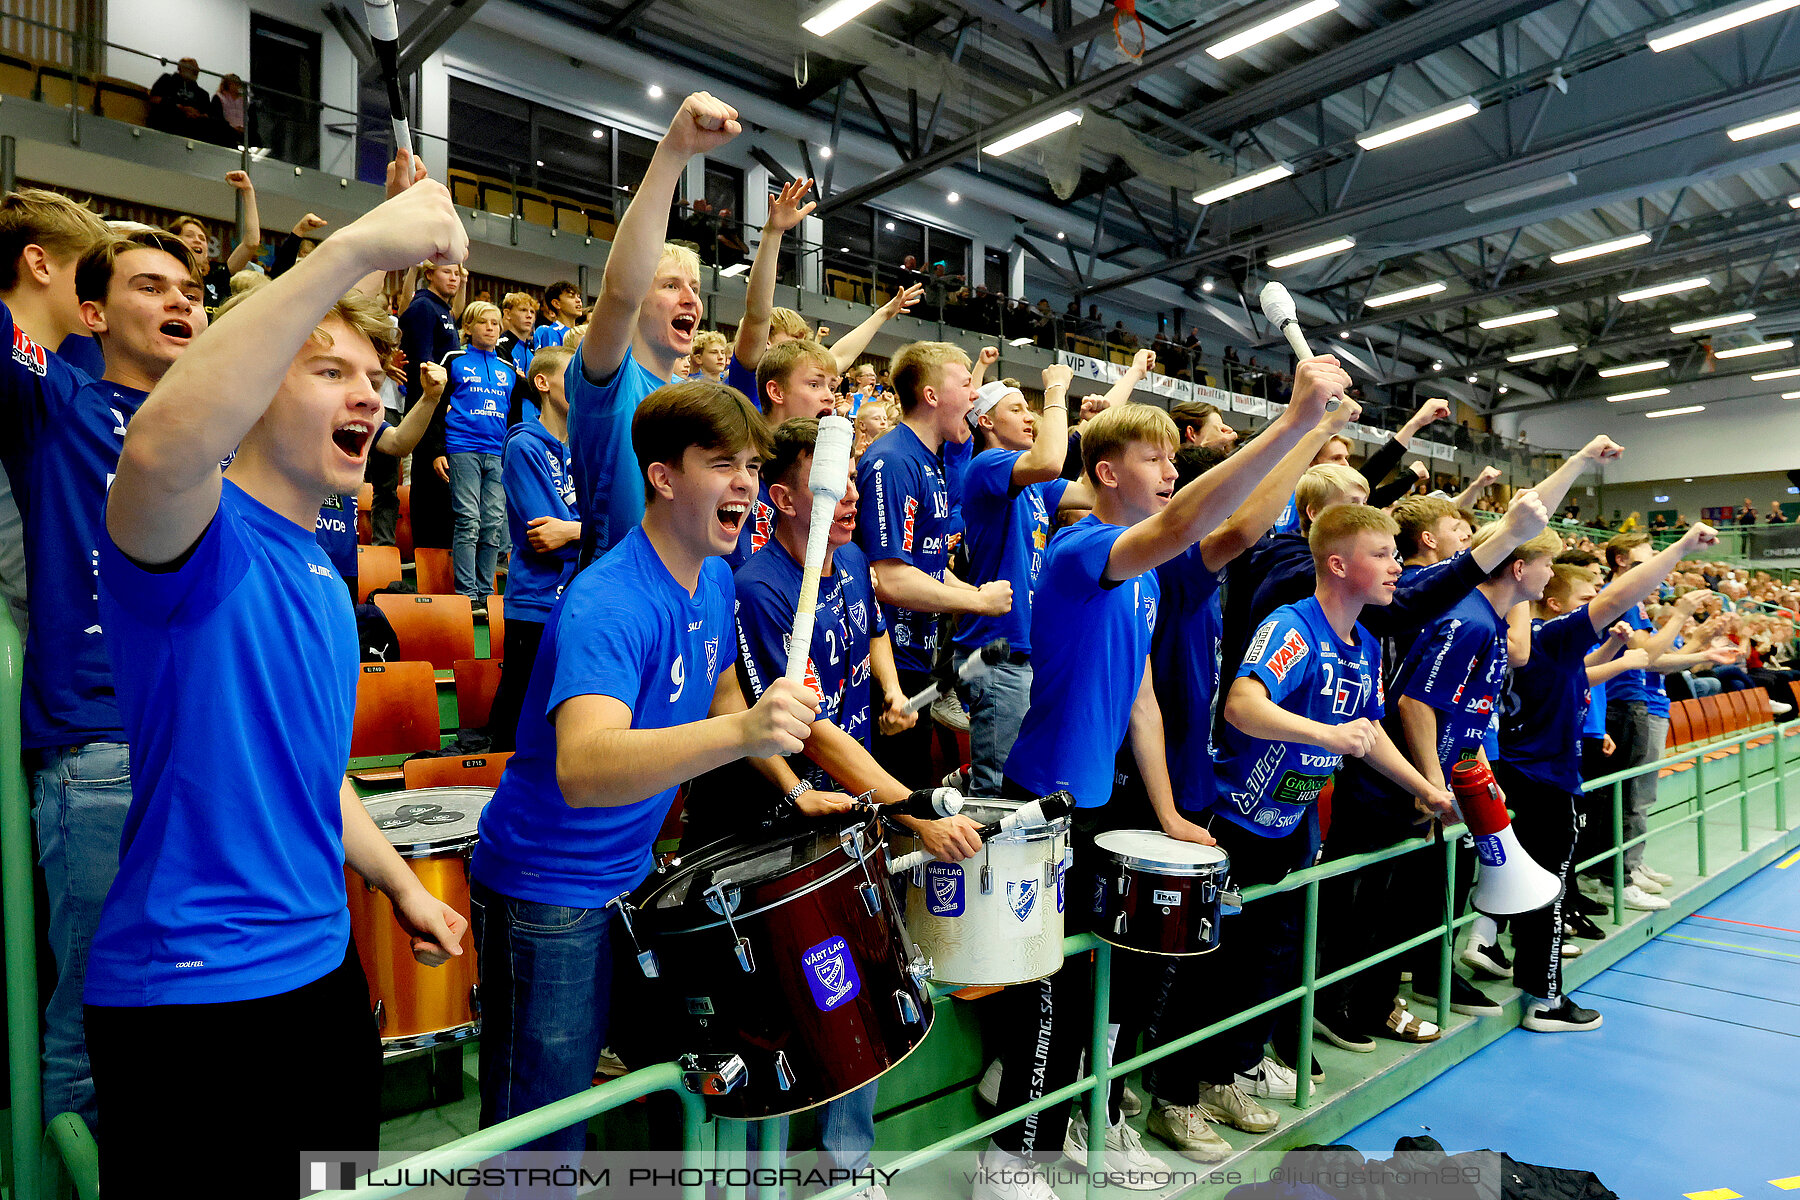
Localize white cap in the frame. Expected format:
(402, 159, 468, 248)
(968, 380, 1022, 429)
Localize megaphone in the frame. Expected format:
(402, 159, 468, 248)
(1452, 760, 1562, 918)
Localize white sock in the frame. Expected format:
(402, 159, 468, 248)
(1471, 915, 1499, 945)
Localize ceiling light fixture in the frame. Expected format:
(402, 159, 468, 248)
(1597, 360, 1669, 377)
(1550, 232, 1651, 264)
(1714, 338, 1795, 359)
(1606, 387, 1670, 402)
(1206, 0, 1339, 58)
(647, 84, 663, 98)
(1463, 172, 1578, 213)
(717, 262, 750, 277)
(1478, 308, 1557, 329)
(946, 191, 959, 203)
(1194, 162, 1295, 205)
(1009, 336, 1034, 346)
(1728, 108, 1800, 140)
(983, 109, 1083, 156)
(1790, 195, 1800, 209)
(1752, 366, 1800, 381)
(802, 0, 888, 36)
(1646, 405, 1706, 418)
(1617, 276, 1710, 302)
(1366, 281, 1447, 307)
(818, 146, 832, 159)
(1268, 236, 1356, 268)
(1357, 97, 1481, 151)
(1670, 312, 1756, 333)
(1649, 0, 1800, 53)
(590, 128, 605, 139)
(1201, 278, 1216, 293)
(1506, 343, 1579, 362)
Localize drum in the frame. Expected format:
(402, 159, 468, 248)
(1092, 830, 1232, 956)
(621, 813, 931, 1119)
(896, 799, 1070, 987)
(346, 787, 490, 1053)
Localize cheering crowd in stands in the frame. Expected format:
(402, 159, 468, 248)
(4, 85, 1799, 1200)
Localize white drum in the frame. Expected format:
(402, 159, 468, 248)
(897, 799, 1071, 987)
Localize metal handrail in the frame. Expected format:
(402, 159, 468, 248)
(0, 609, 48, 1200)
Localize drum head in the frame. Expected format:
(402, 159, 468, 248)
(639, 815, 878, 921)
(1095, 829, 1228, 874)
(362, 787, 492, 855)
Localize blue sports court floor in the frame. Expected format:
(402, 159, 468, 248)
(1346, 852, 1800, 1199)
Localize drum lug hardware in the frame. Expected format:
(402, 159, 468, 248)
(907, 956, 933, 989)
(895, 988, 923, 1026)
(1112, 913, 1128, 937)
(858, 880, 881, 916)
(772, 1051, 795, 1092)
(705, 883, 756, 973)
(1117, 874, 1131, 896)
(844, 826, 884, 915)
(1198, 917, 1213, 942)
(372, 999, 385, 1031)
(1043, 860, 1056, 888)
(469, 984, 480, 1019)
(1220, 888, 1241, 908)
(980, 863, 993, 894)
(910, 863, 924, 887)
(607, 895, 660, 978)
(679, 1053, 747, 1097)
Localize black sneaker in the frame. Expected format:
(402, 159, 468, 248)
(1459, 939, 1513, 980)
(1564, 912, 1605, 941)
(1411, 973, 1503, 1016)
(1311, 1009, 1376, 1053)
(471, 596, 489, 617)
(1522, 997, 1603, 1032)
(1564, 888, 1606, 916)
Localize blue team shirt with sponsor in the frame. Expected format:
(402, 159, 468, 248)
(723, 478, 779, 571)
(1394, 590, 1508, 765)
(1005, 516, 1160, 807)
(1214, 597, 1384, 838)
(567, 348, 668, 565)
(955, 448, 1068, 658)
(473, 526, 732, 907)
(441, 346, 517, 456)
(0, 300, 146, 748)
(89, 481, 357, 1004)
(531, 321, 571, 352)
(1606, 604, 1669, 717)
(856, 423, 952, 674)
(1272, 494, 1301, 535)
(734, 539, 885, 790)
(1500, 607, 1604, 792)
(1152, 546, 1224, 815)
(502, 421, 580, 620)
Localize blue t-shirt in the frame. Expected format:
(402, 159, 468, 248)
(856, 423, 953, 674)
(0, 301, 146, 748)
(1214, 597, 1384, 838)
(722, 478, 778, 571)
(88, 481, 357, 1004)
(315, 420, 393, 581)
(1272, 494, 1301, 535)
(726, 355, 758, 403)
(441, 346, 517, 456)
(56, 333, 104, 378)
(1005, 516, 1159, 807)
(567, 348, 668, 566)
(1500, 607, 1604, 792)
(955, 449, 1069, 657)
(735, 539, 885, 790)
(501, 333, 532, 378)
(531, 321, 571, 351)
(1584, 679, 1608, 739)
(472, 526, 733, 907)
(502, 421, 580, 620)
(1393, 590, 1508, 766)
(1151, 546, 1224, 814)
(1606, 604, 1669, 717)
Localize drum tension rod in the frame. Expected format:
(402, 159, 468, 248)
(705, 882, 756, 973)
(606, 895, 660, 979)
(842, 826, 884, 916)
(894, 989, 922, 1026)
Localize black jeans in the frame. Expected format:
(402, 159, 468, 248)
(87, 946, 380, 1200)
(1493, 761, 1580, 1004)
(485, 617, 546, 751)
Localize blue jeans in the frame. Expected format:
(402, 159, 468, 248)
(449, 452, 506, 599)
(470, 879, 615, 1196)
(1688, 672, 1722, 697)
(32, 741, 132, 1134)
(956, 654, 1031, 797)
(757, 1080, 879, 1185)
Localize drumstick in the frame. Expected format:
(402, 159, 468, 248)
(1258, 281, 1339, 412)
(362, 0, 413, 156)
(900, 637, 1009, 715)
(786, 416, 855, 682)
(888, 792, 1074, 874)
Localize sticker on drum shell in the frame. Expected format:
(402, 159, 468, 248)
(1056, 862, 1066, 914)
(1006, 878, 1039, 925)
(1153, 888, 1182, 907)
(925, 861, 964, 916)
(803, 935, 862, 1012)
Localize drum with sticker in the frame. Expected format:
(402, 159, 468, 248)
(618, 811, 931, 1119)
(346, 787, 490, 1052)
(1092, 829, 1234, 956)
(893, 798, 1070, 987)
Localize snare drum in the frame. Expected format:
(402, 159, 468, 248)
(346, 787, 490, 1052)
(897, 799, 1070, 987)
(1092, 829, 1231, 956)
(622, 813, 932, 1119)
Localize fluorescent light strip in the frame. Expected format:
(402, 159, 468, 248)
(1752, 366, 1800, 381)
(717, 262, 749, 278)
(1715, 339, 1795, 359)
(1791, 195, 1800, 209)
(1008, 336, 1034, 346)
(1597, 360, 1669, 377)
(1463, 172, 1577, 214)
(1195, 162, 1294, 205)
(1618, 276, 1710, 302)
(1607, 388, 1670, 402)
(1365, 281, 1447, 307)
(1357, 98, 1481, 151)
(1268, 236, 1356, 268)
(1550, 232, 1651, 264)
(802, 0, 887, 36)
(1729, 108, 1800, 140)
(1671, 312, 1756, 333)
(1506, 343, 1579, 363)
(1646, 405, 1706, 418)
(1649, 0, 1800, 52)
(1785, 391, 1800, 399)
(983, 110, 1083, 156)
(1478, 307, 1557, 329)
(1206, 0, 1339, 58)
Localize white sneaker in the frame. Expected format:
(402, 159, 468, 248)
(1064, 1112, 1169, 1190)
(1639, 864, 1674, 886)
(1773, 700, 1794, 716)
(1622, 884, 1670, 911)
(970, 1147, 1059, 1200)
(1146, 1101, 1232, 1163)
(595, 1047, 629, 1077)
(1576, 874, 1603, 897)
(1195, 1081, 1278, 1133)
(1628, 866, 1665, 895)
(1233, 1056, 1297, 1101)
(977, 1058, 1002, 1106)
(931, 692, 971, 732)
(1560, 941, 1584, 958)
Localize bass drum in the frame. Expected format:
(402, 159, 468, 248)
(625, 813, 931, 1119)
(1092, 829, 1232, 956)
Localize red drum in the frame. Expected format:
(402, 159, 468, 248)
(1092, 830, 1233, 956)
(620, 813, 932, 1119)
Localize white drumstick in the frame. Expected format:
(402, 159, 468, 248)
(362, 0, 413, 154)
(1259, 281, 1340, 412)
(887, 792, 1073, 874)
(786, 416, 855, 682)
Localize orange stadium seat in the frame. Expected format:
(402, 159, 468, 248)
(356, 544, 403, 602)
(402, 751, 512, 790)
(452, 657, 503, 729)
(486, 595, 505, 660)
(413, 546, 455, 595)
(351, 662, 440, 758)
(373, 594, 474, 669)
